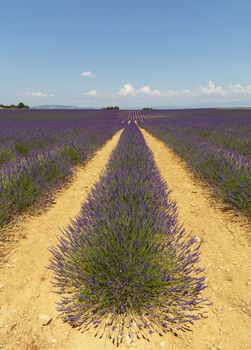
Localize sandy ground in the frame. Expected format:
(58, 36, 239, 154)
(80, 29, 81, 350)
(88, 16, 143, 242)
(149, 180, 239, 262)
(0, 128, 250, 350)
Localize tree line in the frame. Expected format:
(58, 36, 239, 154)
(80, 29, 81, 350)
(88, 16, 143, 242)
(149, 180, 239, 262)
(0, 102, 29, 109)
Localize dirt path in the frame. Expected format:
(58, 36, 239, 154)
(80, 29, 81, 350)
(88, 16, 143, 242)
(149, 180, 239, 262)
(141, 129, 251, 350)
(0, 130, 126, 350)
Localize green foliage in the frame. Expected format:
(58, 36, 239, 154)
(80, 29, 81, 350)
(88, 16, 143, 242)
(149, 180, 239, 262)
(0, 102, 29, 109)
(58, 146, 82, 165)
(15, 143, 33, 155)
(0, 149, 15, 164)
(104, 106, 119, 110)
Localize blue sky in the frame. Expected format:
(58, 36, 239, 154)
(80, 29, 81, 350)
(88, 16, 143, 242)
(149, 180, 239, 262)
(1, 0, 251, 108)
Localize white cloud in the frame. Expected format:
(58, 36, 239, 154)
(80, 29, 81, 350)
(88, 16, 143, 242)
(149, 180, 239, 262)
(81, 70, 95, 78)
(230, 83, 251, 94)
(85, 89, 97, 97)
(18, 92, 54, 98)
(118, 84, 195, 98)
(180, 89, 194, 96)
(118, 83, 161, 97)
(118, 83, 136, 96)
(138, 85, 151, 94)
(198, 80, 225, 96)
(75, 81, 251, 102)
(164, 90, 180, 97)
(138, 85, 162, 96)
(117, 81, 251, 99)
(30, 92, 51, 97)
(163, 89, 194, 97)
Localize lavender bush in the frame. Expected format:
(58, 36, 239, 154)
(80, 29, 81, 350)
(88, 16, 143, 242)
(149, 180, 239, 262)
(140, 109, 251, 217)
(50, 122, 205, 346)
(0, 109, 121, 227)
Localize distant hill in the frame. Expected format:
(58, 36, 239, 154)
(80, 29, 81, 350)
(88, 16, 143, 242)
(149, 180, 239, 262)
(33, 105, 95, 110)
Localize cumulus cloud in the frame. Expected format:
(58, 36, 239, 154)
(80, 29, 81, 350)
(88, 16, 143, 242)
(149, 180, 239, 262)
(118, 83, 195, 98)
(138, 85, 162, 96)
(81, 70, 95, 78)
(85, 89, 97, 97)
(76, 81, 251, 102)
(118, 83, 136, 96)
(117, 81, 251, 99)
(198, 80, 225, 96)
(118, 83, 161, 97)
(230, 83, 251, 94)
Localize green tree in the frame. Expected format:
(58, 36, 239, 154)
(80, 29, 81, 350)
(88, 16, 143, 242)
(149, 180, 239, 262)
(17, 102, 29, 109)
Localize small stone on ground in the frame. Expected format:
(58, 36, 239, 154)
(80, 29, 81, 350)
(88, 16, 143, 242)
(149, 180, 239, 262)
(38, 313, 52, 326)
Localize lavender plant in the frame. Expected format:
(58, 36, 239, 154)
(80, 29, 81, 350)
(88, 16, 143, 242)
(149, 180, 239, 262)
(50, 122, 205, 346)
(0, 110, 121, 227)
(141, 109, 251, 216)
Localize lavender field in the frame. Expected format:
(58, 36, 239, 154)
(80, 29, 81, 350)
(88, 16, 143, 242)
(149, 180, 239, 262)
(138, 109, 251, 217)
(0, 109, 250, 350)
(0, 109, 121, 227)
(50, 122, 205, 345)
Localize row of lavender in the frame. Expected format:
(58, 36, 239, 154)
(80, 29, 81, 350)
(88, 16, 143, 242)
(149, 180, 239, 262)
(140, 109, 251, 217)
(0, 109, 121, 227)
(0, 109, 121, 165)
(50, 122, 205, 346)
